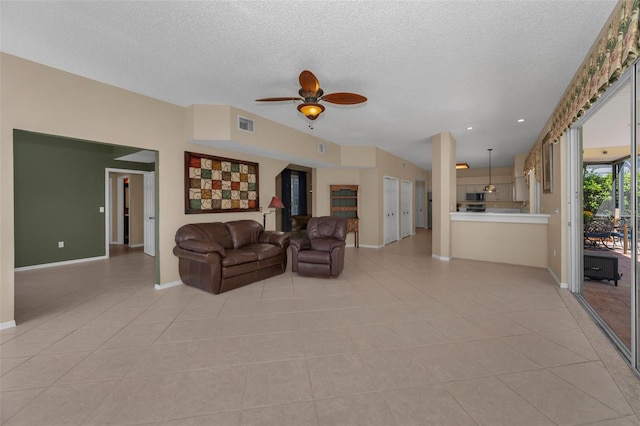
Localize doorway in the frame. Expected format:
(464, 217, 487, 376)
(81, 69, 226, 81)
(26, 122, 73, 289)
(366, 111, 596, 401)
(279, 166, 311, 232)
(569, 68, 638, 375)
(107, 168, 156, 257)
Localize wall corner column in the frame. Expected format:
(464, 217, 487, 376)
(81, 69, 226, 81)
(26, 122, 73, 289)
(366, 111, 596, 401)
(431, 132, 456, 260)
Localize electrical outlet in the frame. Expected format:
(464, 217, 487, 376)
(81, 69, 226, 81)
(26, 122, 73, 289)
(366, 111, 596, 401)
(58, 241, 64, 248)
(99, 206, 105, 213)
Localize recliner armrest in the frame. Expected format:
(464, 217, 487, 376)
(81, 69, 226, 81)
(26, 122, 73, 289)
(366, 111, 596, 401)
(310, 239, 345, 252)
(259, 231, 291, 247)
(291, 238, 311, 250)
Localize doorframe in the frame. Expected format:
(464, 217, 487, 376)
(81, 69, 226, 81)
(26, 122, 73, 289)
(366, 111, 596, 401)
(383, 175, 400, 245)
(401, 179, 413, 238)
(105, 168, 153, 258)
(566, 67, 638, 371)
(116, 175, 128, 245)
(415, 182, 426, 228)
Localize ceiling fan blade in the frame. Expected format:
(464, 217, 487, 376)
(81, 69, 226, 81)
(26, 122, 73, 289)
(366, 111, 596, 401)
(299, 70, 320, 94)
(255, 97, 303, 102)
(320, 92, 367, 105)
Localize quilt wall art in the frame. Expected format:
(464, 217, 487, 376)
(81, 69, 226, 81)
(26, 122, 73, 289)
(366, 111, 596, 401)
(185, 151, 259, 214)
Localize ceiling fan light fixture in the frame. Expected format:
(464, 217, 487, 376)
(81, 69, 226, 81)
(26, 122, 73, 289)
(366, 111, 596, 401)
(297, 102, 325, 120)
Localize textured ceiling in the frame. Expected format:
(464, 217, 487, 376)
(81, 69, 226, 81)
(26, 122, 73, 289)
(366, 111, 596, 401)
(0, 1, 618, 170)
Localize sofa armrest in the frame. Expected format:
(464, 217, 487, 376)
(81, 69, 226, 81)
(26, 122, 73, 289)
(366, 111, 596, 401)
(177, 239, 226, 256)
(259, 231, 291, 247)
(173, 246, 222, 263)
(291, 238, 311, 251)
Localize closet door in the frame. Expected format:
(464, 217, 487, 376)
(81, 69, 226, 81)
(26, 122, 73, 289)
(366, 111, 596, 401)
(401, 180, 412, 238)
(415, 184, 425, 228)
(384, 176, 399, 245)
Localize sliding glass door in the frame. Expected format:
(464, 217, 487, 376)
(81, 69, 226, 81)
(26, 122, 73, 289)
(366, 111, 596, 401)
(572, 68, 638, 374)
(635, 65, 639, 370)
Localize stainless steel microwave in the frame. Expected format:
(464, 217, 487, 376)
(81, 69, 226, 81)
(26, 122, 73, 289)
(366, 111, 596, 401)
(465, 192, 485, 201)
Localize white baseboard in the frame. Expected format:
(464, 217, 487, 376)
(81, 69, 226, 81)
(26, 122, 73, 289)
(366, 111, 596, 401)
(432, 254, 451, 261)
(358, 244, 384, 249)
(154, 280, 183, 290)
(547, 266, 564, 287)
(129, 243, 144, 248)
(15, 256, 107, 272)
(0, 320, 16, 330)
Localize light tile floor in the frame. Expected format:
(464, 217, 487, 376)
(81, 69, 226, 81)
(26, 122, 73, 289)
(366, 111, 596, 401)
(2, 229, 640, 425)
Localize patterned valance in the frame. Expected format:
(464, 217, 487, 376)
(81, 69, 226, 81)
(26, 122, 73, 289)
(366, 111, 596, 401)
(525, 0, 640, 177)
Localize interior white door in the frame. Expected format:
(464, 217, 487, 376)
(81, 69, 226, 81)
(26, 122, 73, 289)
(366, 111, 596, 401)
(401, 180, 412, 238)
(384, 176, 399, 245)
(415, 185, 425, 228)
(143, 171, 156, 257)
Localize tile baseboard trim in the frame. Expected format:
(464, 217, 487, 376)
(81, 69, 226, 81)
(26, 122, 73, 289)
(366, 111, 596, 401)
(0, 320, 16, 330)
(154, 280, 183, 290)
(358, 244, 384, 249)
(14, 256, 107, 272)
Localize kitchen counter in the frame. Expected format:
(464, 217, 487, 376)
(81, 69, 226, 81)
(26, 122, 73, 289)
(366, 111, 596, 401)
(449, 212, 550, 267)
(451, 212, 549, 224)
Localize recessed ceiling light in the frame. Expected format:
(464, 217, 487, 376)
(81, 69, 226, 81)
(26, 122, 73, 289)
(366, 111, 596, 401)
(466, 126, 473, 130)
(517, 118, 525, 123)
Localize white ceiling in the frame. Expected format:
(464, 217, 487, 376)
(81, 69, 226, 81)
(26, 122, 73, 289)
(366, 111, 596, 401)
(0, 0, 618, 170)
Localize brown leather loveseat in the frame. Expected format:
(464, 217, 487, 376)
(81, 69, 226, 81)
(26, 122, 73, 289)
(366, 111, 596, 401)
(173, 220, 291, 294)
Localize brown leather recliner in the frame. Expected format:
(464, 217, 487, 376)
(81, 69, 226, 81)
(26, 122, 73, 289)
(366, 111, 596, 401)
(290, 216, 347, 277)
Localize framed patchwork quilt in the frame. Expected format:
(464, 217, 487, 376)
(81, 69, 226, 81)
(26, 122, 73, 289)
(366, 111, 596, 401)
(184, 151, 259, 214)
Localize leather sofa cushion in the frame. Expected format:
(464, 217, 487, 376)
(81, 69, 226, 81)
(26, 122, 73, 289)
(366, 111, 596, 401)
(221, 249, 259, 266)
(226, 220, 263, 249)
(242, 243, 283, 260)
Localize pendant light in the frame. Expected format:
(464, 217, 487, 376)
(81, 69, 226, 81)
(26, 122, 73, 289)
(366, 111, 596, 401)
(483, 148, 497, 193)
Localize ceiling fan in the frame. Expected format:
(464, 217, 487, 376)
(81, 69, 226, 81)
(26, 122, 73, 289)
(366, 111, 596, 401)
(256, 70, 367, 121)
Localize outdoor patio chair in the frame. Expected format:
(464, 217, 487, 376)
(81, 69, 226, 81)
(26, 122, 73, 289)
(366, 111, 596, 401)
(584, 217, 615, 249)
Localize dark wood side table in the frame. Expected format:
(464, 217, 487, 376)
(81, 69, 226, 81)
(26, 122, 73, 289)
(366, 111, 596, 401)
(347, 218, 359, 248)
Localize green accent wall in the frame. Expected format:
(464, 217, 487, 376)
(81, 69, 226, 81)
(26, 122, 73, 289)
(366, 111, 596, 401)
(13, 130, 155, 268)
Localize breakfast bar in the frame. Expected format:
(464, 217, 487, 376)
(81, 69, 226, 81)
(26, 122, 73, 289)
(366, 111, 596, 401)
(450, 212, 550, 267)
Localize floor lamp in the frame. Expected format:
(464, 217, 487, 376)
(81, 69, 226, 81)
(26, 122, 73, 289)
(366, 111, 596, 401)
(263, 196, 285, 228)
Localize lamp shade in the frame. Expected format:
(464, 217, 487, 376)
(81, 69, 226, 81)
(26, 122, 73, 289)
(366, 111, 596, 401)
(297, 102, 325, 120)
(268, 196, 285, 209)
(483, 184, 497, 193)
